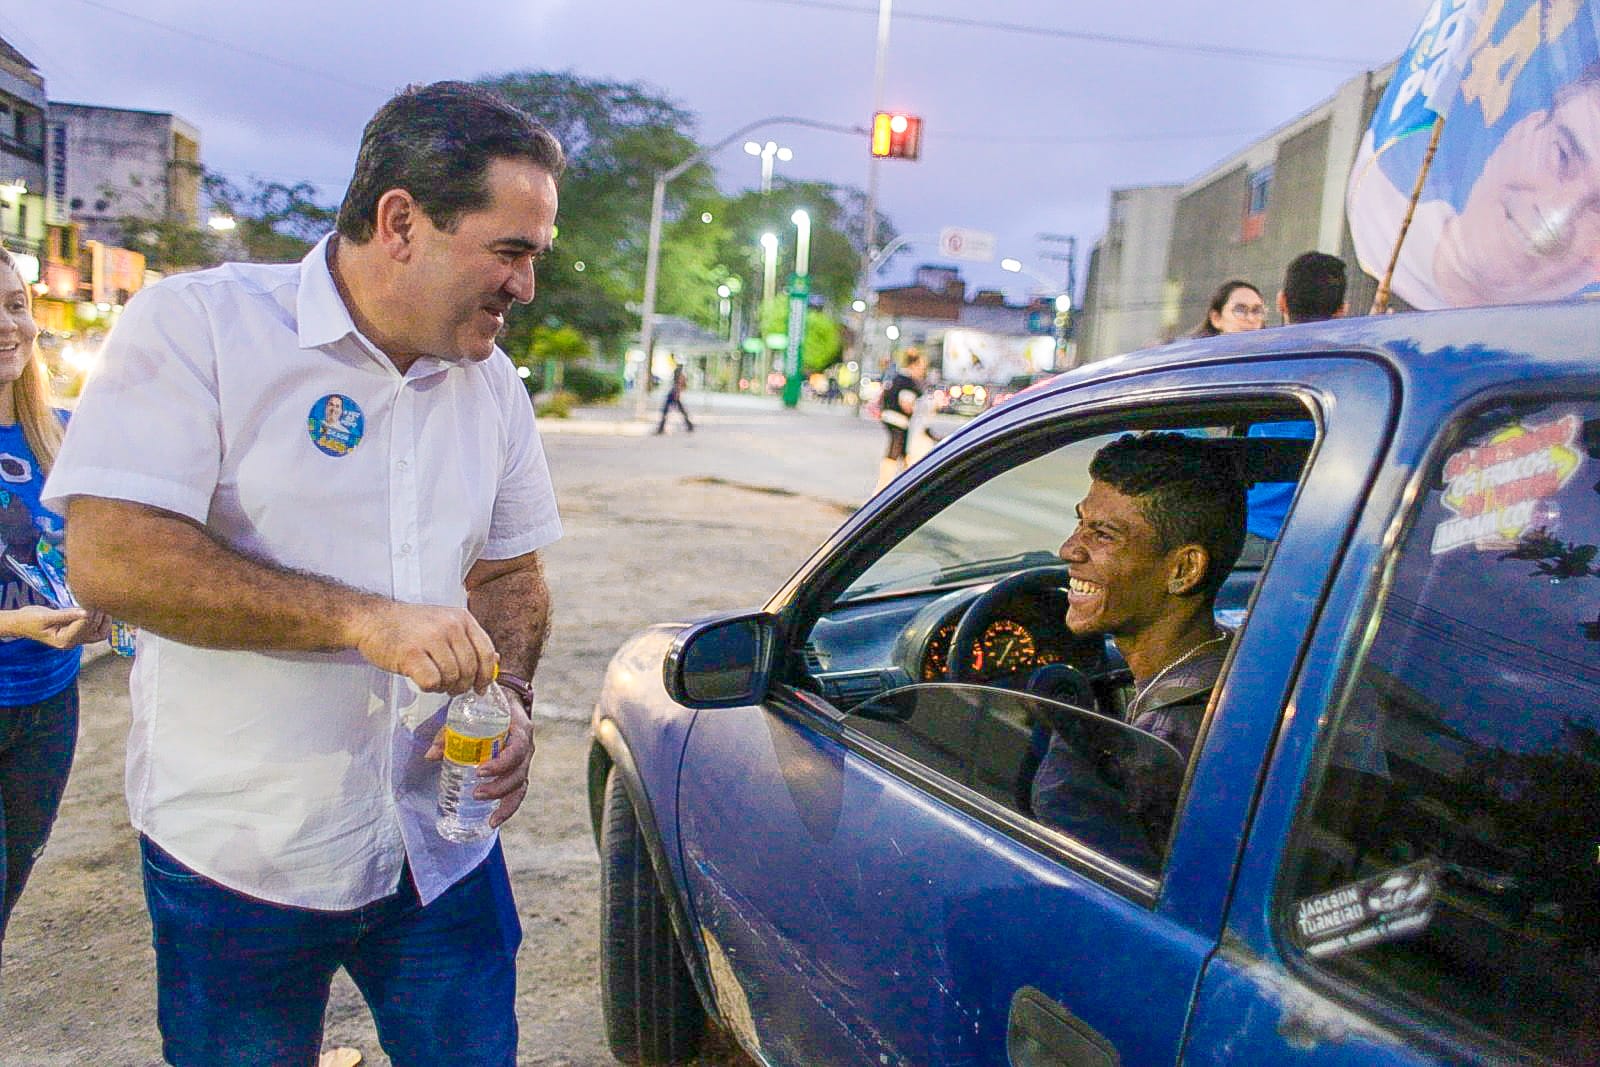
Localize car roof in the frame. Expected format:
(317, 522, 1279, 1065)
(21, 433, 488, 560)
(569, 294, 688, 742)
(1032, 297, 1600, 410)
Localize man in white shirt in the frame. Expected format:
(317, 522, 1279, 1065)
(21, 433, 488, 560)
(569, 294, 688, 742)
(44, 82, 563, 1065)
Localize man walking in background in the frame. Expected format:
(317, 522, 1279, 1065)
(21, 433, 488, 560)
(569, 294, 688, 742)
(655, 362, 694, 434)
(44, 82, 563, 1065)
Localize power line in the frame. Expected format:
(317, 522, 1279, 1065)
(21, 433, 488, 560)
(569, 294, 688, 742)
(54, 0, 389, 95)
(940, 127, 1262, 145)
(736, 0, 1381, 71)
(0, 12, 86, 92)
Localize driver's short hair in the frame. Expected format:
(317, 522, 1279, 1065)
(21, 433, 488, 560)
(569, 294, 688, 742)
(1089, 432, 1246, 598)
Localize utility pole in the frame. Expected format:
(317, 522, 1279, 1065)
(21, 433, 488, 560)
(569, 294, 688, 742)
(857, 0, 893, 376)
(1039, 233, 1077, 369)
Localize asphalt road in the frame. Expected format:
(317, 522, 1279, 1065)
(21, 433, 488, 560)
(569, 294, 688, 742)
(0, 394, 896, 1066)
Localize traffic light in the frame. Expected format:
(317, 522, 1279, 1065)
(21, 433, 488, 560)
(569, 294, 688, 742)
(871, 112, 923, 160)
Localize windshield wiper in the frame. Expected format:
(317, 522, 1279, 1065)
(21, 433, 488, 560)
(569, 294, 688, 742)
(928, 550, 1063, 587)
(842, 550, 1062, 601)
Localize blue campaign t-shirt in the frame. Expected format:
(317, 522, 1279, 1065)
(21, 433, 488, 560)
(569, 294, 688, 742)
(1246, 420, 1316, 542)
(0, 416, 80, 705)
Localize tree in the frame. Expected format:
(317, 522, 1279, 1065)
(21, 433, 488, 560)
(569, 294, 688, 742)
(758, 295, 842, 373)
(115, 216, 215, 272)
(474, 72, 894, 368)
(116, 171, 336, 271)
(202, 174, 336, 263)
(687, 181, 883, 373)
(476, 71, 718, 360)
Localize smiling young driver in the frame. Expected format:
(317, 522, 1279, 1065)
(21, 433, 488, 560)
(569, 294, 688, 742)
(1032, 432, 1246, 869)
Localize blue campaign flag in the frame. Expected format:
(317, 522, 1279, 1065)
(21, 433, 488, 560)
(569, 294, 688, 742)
(1372, 0, 1485, 146)
(1348, 0, 1600, 309)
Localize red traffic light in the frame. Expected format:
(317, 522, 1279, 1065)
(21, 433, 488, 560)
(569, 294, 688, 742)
(871, 112, 923, 160)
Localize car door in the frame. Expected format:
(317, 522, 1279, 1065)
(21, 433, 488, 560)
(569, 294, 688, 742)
(1185, 386, 1600, 1065)
(673, 357, 1396, 1066)
(675, 358, 1401, 1067)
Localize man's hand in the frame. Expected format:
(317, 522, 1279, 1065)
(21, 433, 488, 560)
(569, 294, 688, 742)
(2, 605, 113, 649)
(423, 685, 536, 827)
(350, 601, 499, 694)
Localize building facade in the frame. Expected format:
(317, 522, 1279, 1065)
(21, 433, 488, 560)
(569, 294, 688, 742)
(0, 38, 48, 268)
(48, 102, 201, 245)
(1075, 184, 1181, 361)
(1078, 65, 1397, 362)
(874, 264, 1056, 383)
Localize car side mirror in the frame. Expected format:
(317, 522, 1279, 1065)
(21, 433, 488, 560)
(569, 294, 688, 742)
(664, 611, 777, 708)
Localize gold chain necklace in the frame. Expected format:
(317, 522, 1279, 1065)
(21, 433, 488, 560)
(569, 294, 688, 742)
(1132, 630, 1227, 712)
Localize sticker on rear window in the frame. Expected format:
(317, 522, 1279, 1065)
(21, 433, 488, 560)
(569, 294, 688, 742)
(1431, 415, 1583, 555)
(1293, 859, 1439, 958)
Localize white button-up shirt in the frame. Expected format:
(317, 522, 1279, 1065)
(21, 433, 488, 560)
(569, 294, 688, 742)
(44, 235, 562, 909)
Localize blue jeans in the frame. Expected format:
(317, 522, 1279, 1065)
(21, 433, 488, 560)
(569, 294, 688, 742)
(141, 836, 521, 1066)
(0, 682, 79, 960)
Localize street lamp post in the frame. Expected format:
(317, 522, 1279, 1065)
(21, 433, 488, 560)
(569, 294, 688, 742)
(742, 140, 793, 195)
(634, 116, 864, 416)
(759, 232, 779, 306)
(1054, 292, 1074, 369)
(783, 209, 812, 409)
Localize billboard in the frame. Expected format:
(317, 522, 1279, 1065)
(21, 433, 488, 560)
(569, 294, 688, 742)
(940, 330, 1055, 384)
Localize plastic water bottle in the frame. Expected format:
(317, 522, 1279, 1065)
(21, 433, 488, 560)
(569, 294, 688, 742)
(435, 676, 512, 842)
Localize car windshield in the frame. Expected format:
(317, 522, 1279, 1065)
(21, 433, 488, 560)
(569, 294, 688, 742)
(840, 443, 1096, 601)
(840, 423, 1310, 603)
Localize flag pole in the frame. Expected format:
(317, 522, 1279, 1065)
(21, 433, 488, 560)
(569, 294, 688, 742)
(1371, 114, 1446, 314)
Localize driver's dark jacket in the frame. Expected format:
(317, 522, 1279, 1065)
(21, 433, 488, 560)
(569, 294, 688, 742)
(1029, 632, 1233, 872)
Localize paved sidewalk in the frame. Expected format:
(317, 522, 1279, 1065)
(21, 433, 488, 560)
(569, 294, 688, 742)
(538, 390, 868, 435)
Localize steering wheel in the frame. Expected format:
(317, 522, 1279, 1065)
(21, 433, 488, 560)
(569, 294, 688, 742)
(947, 565, 1079, 684)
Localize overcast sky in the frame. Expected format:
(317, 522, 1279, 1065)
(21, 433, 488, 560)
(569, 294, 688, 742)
(7, 0, 1430, 300)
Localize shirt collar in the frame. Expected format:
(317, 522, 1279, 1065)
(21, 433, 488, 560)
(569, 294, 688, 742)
(294, 234, 468, 380)
(296, 233, 363, 351)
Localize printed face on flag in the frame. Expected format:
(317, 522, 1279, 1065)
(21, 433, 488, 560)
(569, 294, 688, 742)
(1435, 74, 1600, 305)
(1348, 0, 1600, 309)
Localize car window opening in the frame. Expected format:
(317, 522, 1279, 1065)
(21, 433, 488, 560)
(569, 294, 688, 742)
(794, 405, 1315, 883)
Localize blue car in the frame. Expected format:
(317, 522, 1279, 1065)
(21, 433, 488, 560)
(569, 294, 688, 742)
(589, 303, 1600, 1066)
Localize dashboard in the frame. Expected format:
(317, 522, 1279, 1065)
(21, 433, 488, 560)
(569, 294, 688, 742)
(799, 551, 1263, 716)
(919, 615, 1070, 682)
(803, 577, 1093, 710)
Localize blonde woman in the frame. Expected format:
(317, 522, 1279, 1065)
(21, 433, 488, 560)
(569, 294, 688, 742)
(0, 245, 108, 964)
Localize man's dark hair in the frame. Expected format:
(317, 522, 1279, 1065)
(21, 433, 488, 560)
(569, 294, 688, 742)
(336, 81, 566, 243)
(1281, 251, 1347, 323)
(1088, 432, 1246, 598)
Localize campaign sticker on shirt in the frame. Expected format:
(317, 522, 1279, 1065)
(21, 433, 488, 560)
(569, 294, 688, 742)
(307, 394, 365, 457)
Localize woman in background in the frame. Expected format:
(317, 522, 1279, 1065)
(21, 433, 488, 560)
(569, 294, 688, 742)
(1193, 280, 1267, 337)
(0, 244, 108, 966)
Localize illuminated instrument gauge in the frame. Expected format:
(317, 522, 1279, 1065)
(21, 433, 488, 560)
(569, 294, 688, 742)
(923, 621, 957, 680)
(973, 619, 1035, 677)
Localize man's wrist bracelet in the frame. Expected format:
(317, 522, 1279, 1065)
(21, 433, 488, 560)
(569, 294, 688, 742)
(497, 672, 534, 712)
